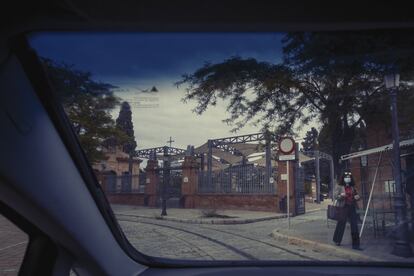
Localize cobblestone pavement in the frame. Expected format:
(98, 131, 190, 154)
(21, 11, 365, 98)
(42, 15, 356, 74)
(116, 200, 414, 263)
(116, 210, 356, 262)
(0, 215, 28, 276)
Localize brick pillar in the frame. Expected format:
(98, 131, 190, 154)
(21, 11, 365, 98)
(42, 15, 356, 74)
(145, 160, 159, 207)
(277, 160, 297, 216)
(182, 156, 198, 208)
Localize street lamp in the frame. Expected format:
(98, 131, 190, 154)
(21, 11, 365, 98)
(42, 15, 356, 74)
(359, 146, 368, 208)
(384, 73, 400, 90)
(161, 146, 169, 216)
(385, 71, 413, 257)
(360, 154, 368, 167)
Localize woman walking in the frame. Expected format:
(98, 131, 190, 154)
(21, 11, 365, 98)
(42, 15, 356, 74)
(333, 171, 362, 250)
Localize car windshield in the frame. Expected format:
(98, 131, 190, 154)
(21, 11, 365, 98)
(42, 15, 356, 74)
(29, 31, 414, 264)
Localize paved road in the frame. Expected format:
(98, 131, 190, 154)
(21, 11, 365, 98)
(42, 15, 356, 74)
(117, 210, 347, 261)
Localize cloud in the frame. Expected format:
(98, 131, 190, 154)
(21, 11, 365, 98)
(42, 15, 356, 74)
(30, 32, 318, 151)
(30, 32, 284, 83)
(112, 84, 261, 150)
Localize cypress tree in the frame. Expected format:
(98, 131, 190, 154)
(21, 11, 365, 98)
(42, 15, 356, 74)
(116, 101, 137, 174)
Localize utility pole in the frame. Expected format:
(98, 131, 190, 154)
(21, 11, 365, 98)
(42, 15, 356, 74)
(385, 72, 413, 257)
(329, 157, 335, 201)
(315, 150, 321, 204)
(207, 140, 213, 191)
(161, 146, 169, 216)
(265, 136, 272, 192)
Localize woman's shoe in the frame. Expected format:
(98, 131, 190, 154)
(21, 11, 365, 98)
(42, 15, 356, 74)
(335, 242, 341, 246)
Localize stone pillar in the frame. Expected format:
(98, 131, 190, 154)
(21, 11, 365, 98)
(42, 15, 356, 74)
(182, 156, 199, 208)
(145, 159, 159, 207)
(277, 160, 297, 216)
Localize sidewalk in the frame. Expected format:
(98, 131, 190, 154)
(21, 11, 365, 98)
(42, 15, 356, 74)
(271, 202, 414, 262)
(112, 204, 286, 224)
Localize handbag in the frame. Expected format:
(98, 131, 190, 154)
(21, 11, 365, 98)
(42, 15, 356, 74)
(327, 201, 346, 221)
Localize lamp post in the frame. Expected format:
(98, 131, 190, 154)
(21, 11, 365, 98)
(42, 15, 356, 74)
(359, 146, 368, 208)
(161, 146, 169, 216)
(385, 72, 413, 257)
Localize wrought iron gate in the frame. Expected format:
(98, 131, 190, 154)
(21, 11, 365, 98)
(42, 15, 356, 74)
(295, 164, 306, 215)
(198, 165, 275, 194)
(120, 173, 132, 192)
(157, 167, 183, 207)
(105, 174, 117, 193)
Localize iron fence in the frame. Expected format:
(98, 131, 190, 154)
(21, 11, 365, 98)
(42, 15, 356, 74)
(356, 152, 410, 236)
(102, 174, 144, 194)
(198, 165, 276, 194)
(295, 164, 306, 215)
(157, 168, 182, 199)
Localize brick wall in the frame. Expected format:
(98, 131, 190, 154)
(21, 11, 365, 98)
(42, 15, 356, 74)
(349, 121, 409, 211)
(106, 193, 146, 205)
(105, 154, 299, 213)
(184, 194, 280, 212)
(106, 193, 282, 212)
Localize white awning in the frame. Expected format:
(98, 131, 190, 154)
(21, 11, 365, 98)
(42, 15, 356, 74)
(197, 158, 229, 170)
(340, 138, 414, 161)
(231, 143, 260, 157)
(194, 142, 246, 164)
(194, 142, 208, 154)
(195, 142, 260, 157)
(253, 157, 278, 167)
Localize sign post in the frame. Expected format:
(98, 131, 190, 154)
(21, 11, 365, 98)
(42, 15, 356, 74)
(278, 137, 296, 230)
(287, 160, 290, 229)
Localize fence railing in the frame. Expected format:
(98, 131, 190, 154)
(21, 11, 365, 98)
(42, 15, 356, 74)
(101, 174, 145, 194)
(198, 165, 276, 194)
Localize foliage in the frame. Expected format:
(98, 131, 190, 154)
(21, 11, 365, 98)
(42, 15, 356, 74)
(304, 182, 311, 195)
(116, 101, 137, 155)
(177, 58, 296, 134)
(301, 127, 318, 180)
(42, 58, 129, 163)
(177, 31, 414, 175)
(301, 127, 318, 152)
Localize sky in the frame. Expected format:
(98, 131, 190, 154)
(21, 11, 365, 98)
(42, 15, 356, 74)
(29, 32, 305, 151)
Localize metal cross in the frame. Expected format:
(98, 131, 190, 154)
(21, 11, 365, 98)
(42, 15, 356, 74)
(166, 136, 175, 147)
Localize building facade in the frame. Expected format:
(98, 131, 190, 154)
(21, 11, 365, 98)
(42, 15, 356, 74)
(93, 146, 142, 193)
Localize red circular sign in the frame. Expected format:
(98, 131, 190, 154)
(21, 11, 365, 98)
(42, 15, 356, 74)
(279, 137, 295, 154)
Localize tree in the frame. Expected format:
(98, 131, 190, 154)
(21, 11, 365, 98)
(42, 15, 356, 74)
(301, 127, 318, 152)
(177, 31, 414, 176)
(41, 58, 129, 163)
(301, 127, 319, 181)
(116, 101, 137, 174)
(116, 102, 137, 155)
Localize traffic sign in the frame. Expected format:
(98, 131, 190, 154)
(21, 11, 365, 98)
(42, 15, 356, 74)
(279, 137, 295, 154)
(279, 154, 296, 161)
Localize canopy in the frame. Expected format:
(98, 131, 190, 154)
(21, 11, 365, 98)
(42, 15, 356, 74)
(340, 138, 414, 161)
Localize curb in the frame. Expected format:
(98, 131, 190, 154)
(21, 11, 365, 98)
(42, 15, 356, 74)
(116, 213, 286, 225)
(271, 230, 383, 262)
(305, 208, 324, 213)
